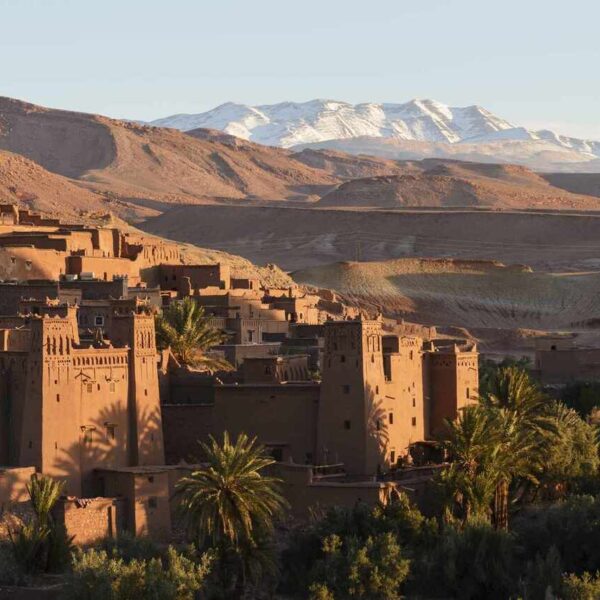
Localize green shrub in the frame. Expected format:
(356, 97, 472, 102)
(63, 546, 212, 600)
(7, 474, 72, 575)
(99, 532, 160, 562)
(280, 496, 428, 597)
(513, 495, 600, 575)
(309, 532, 410, 600)
(561, 571, 600, 600)
(409, 517, 517, 600)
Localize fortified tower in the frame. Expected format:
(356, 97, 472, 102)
(18, 316, 82, 491)
(317, 317, 387, 476)
(424, 340, 479, 436)
(108, 313, 165, 466)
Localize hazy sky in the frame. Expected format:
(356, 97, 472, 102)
(2, 0, 599, 139)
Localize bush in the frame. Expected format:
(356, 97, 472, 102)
(309, 532, 410, 599)
(63, 546, 213, 600)
(280, 496, 428, 597)
(409, 517, 517, 600)
(99, 532, 161, 562)
(561, 571, 600, 600)
(513, 495, 600, 575)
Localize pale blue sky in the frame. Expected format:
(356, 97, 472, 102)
(2, 0, 599, 138)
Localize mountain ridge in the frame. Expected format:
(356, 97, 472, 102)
(149, 98, 600, 171)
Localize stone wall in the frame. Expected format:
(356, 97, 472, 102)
(52, 496, 125, 546)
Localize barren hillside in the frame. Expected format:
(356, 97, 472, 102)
(319, 162, 600, 209)
(140, 205, 600, 272)
(543, 173, 600, 199)
(0, 97, 339, 214)
(291, 258, 600, 332)
(3, 97, 600, 218)
(0, 150, 110, 220)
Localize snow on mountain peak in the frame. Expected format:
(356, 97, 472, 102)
(149, 99, 600, 159)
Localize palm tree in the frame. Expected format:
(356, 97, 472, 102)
(486, 408, 543, 530)
(155, 297, 231, 372)
(176, 432, 288, 594)
(28, 474, 64, 529)
(481, 365, 546, 417)
(176, 432, 287, 547)
(439, 404, 545, 529)
(438, 405, 498, 522)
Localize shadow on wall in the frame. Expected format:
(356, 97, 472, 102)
(366, 383, 390, 473)
(51, 402, 164, 498)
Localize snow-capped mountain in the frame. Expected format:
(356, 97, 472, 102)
(149, 99, 600, 162)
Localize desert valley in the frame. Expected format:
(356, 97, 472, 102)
(2, 95, 600, 361)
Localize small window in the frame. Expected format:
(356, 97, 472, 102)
(390, 450, 396, 465)
(411, 417, 417, 427)
(389, 412, 394, 424)
(342, 385, 350, 394)
(106, 425, 116, 440)
(148, 497, 158, 509)
(344, 420, 351, 430)
(144, 389, 148, 396)
(375, 385, 379, 394)
(410, 350, 414, 360)
(376, 419, 381, 431)
(340, 355, 346, 363)
(412, 397, 416, 407)
(109, 382, 116, 393)
(56, 394, 60, 403)
(371, 354, 375, 363)
(148, 476, 155, 483)
(551, 345, 557, 351)
(95, 315, 105, 326)
(86, 383, 93, 393)
(466, 387, 470, 399)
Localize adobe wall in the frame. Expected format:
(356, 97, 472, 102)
(426, 350, 478, 437)
(162, 383, 320, 465)
(98, 469, 171, 541)
(381, 337, 426, 466)
(66, 255, 141, 283)
(60, 278, 128, 300)
(242, 355, 311, 383)
(52, 497, 125, 546)
(318, 320, 373, 474)
(0, 466, 35, 506)
(108, 314, 165, 467)
(0, 247, 67, 280)
(159, 264, 230, 293)
(270, 463, 395, 519)
(161, 405, 215, 464)
(535, 348, 600, 383)
(212, 342, 280, 369)
(0, 282, 59, 316)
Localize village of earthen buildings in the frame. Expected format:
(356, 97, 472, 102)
(0, 203, 591, 544)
